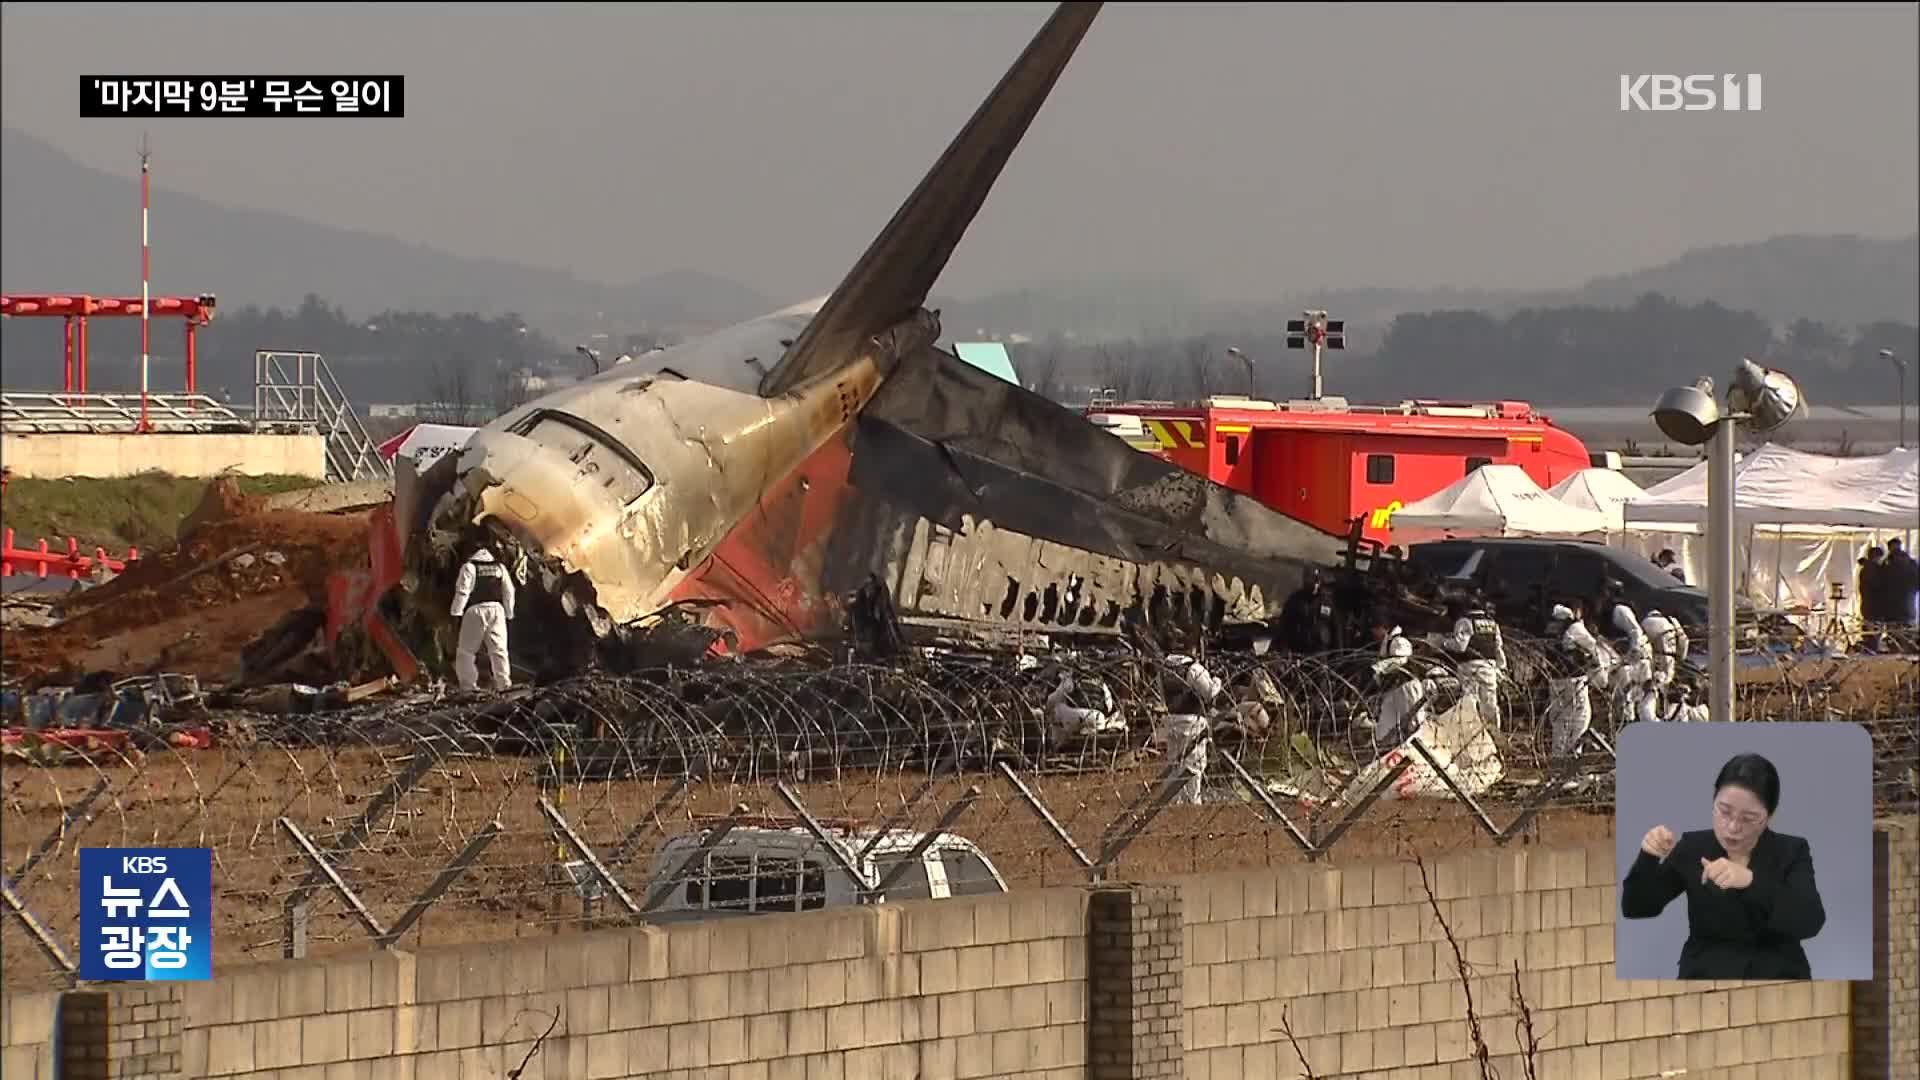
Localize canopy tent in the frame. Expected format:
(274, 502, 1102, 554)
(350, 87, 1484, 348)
(1615, 445, 1919, 632)
(1547, 468, 1646, 531)
(1388, 464, 1617, 539)
(1624, 443, 1918, 529)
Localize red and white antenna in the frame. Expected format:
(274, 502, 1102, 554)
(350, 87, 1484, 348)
(139, 132, 152, 432)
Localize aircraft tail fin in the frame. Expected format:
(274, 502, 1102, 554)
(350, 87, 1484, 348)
(757, 2, 1102, 397)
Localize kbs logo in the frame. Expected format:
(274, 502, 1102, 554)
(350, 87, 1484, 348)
(1619, 74, 1763, 112)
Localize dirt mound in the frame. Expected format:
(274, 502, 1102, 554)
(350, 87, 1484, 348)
(1, 476, 373, 687)
(175, 471, 271, 539)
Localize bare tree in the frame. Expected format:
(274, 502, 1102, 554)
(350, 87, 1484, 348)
(1184, 337, 1223, 399)
(426, 353, 476, 425)
(1096, 344, 1133, 401)
(1510, 959, 1542, 1080)
(1132, 340, 1167, 401)
(1025, 342, 1068, 403)
(1414, 853, 1497, 1077)
(491, 361, 535, 417)
(1275, 1002, 1321, 1079)
(1270, 852, 1543, 1080)
(503, 1007, 562, 1079)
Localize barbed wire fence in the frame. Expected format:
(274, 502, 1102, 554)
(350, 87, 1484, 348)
(5, 633, 1916, 993)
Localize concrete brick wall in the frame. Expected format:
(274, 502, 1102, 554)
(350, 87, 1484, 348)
(1087, 885, 1181, 1079)
(60, 991, 111, 1079)
(159, 888, 1087, 1079)
(5, 826, 1913, 1080)
(0, 987, 184, 1080)
(1, 989, 59, 1080)
(1855, 816, 1920, 1080)
(1890, 817, 1920, 1080)
(0, 433, 328, 480)
(1179, 844, 1855, 1079)
(109, 984, 185, 1078)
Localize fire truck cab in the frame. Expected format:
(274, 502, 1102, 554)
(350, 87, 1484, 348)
(1085, 394, 1594, 545)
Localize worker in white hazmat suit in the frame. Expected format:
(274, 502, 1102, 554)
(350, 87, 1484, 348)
(1043, 670, 1125, 743)
(1442, 596, 1506, 730)
(450, 544, 516, 691)
(1369, 613, 1430, 747)
(1544, 600, 1606, 758)
(1638, 607, 1691, 723)
(1600, 584, 1649, 726)
(1157, 654, 1221, 805)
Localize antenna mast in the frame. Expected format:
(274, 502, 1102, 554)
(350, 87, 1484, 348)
(139, 133, 152, 432)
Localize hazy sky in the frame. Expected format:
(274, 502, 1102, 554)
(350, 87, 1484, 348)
(3, 2, 1915, 306)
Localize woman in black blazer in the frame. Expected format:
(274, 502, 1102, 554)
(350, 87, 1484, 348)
(1620, 752, 1827, 980)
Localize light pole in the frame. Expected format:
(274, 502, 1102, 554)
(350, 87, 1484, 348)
(1225, 347, 1256, 396)
(1651, 358, 1805, 724)
(1884, 348, 1908, 448)
(1285, 312, 1344, 401)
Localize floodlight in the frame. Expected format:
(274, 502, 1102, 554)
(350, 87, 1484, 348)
(1649, 358, 1807, 731)
(1651, 379, 1721, 447)
(1727, 358, 1804, 434)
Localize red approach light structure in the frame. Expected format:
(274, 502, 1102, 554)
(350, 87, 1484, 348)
(0, 293, 217, 398)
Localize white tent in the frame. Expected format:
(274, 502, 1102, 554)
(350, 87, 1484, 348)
(1618, 445, 1919, 631)
(1389, 464, 1617, 539)
(1625, 444, 1918, 529)
(1548, 468, 1646, 531)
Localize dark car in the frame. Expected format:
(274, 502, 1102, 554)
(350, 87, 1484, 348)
(1402, 537, 1742, 637)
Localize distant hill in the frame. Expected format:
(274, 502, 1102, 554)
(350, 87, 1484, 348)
(1554, 233, 1919, 330)
(6, 127, 1913, 353)
(941, 235, 1919, 343)
(0, 129, 772, 341)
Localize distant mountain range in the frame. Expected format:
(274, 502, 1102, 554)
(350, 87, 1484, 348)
(938, 234, 1919, 345)
(0, 129, 773, 342)
(4, 128, 1915, 348)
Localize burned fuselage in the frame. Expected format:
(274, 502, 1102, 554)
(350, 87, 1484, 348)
(394, 2, 1351, 676)
(412, 305, 934, 634)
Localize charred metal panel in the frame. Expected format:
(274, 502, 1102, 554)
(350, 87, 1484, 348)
(854, 345, 1350, 575)
(761, 3, 1104, 397)
(645, 343, 1346, 656)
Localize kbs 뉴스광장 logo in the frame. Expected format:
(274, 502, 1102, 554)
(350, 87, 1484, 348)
(78, 848, 213, 981)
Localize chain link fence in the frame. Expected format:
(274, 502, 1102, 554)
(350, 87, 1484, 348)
(5, 634, 1915, 992)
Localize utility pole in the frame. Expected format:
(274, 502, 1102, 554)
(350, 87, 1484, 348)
(1285, 311, 1344, 401)
(138, 133, 152, 433)
(1884, 349, 1907, 448)
(1225, 347, 1255, 396)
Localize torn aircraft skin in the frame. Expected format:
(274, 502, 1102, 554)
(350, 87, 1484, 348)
(649, 341, 1352, 657)
(401, 1, 1346, 677)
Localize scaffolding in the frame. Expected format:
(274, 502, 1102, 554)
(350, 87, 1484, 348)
(252, 351, 390, 483)
(0, 350, 390, 484)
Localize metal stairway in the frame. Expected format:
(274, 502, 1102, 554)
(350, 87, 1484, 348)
(253, 350, 392, 483)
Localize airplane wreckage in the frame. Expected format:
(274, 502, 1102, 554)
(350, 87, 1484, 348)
(371, 2, 1351, 680)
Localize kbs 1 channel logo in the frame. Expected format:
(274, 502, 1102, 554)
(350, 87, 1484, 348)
(79, 848, 213, 982)
(1619, 74, 1763, 112)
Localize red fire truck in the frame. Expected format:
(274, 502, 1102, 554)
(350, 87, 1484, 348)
(1084, 393, 1596, 544)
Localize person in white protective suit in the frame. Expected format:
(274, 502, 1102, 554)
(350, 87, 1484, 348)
(1442, 597, 1506, 730)
(1637, 607, 1692, 723)
(1369, 614, 1430, 747)
(449, 544, 516, 691)
(1600, 585, 1650, 727)
(1157, 654, 1222, 805)
(1043, 670, 1126, 744)
(1544, 600, 1607, 759)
